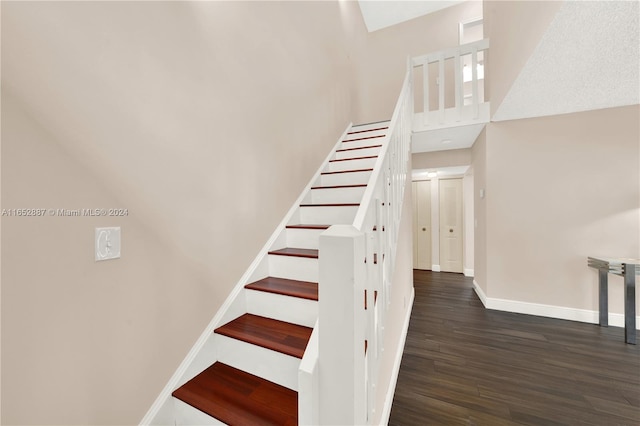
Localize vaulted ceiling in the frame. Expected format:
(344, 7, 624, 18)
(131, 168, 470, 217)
(493, 0, 639, 121)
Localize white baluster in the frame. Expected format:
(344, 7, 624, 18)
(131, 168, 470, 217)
(472, 46, 479, 119)
(423, 59, 429, 126)
(455, 52, 462, 122)
(438, 53, 445, 124)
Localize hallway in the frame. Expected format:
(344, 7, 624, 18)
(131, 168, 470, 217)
(389, 270, 640, 425)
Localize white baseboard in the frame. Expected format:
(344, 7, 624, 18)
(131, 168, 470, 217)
(472, 279, 488, 307)
(472, 280, 640, 329)
(431, 264, 441, 272)
(464, 268, 474, 277)
(379, 287, 415, 426)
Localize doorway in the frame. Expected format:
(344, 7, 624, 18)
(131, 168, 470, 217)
(439, 178, 463, 273)
(412, 180, 432, 270)
(412, 176, 467, 274)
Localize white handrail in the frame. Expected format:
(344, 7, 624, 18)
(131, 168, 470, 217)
(411, 38, 489, 65)
(353, 68, 412, 231)
(317, 61, 413, 425)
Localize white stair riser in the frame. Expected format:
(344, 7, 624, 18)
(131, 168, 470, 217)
(269, 255, 318, 282)
(174, 398, 224, 426)
(320, 171, 372, 187)
(310, 186, 366, 204)
(335, 146, 381, 160)
(299, 205, 358, 225)
(349, 121, 390, 133)
(340, 137, 385, 149)
(215, 334, 301, 391)
(245, 289, 318, 327)
(176, 337, 218, 389)
(286, 228, 324, 249)
(326, 157, 377, 172)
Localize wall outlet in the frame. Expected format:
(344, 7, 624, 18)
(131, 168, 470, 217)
(95, 227, 121, 261)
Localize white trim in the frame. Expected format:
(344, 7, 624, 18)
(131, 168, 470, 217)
(379, 287, 415, 426)
(609, 313, 640, 329)
(484, 297, 640, 329)
(472, 282, 640, 329)
(464, 268, 474, 277)
(458, 16, 483, 45)
(139, 123, 353, 425)
(431, 264, 441, 272)
(412, 38, 489, 66)
(472, 279, 487, 307)
(412, 103, 490, 133)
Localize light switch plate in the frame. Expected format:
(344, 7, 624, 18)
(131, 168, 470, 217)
(95, 227, 121, 261)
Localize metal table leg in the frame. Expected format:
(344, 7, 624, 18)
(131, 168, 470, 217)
(598, 268, 608, 326)
(624, 263, 636, 345)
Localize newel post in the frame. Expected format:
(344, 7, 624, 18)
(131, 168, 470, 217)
(318, 225, 367, 425)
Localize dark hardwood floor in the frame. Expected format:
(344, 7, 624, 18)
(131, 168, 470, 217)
(389, 270, 640, 426)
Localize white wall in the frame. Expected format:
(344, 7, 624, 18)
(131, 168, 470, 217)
(463, 171, 475, 276)
(471, 129, 487, 294)
(484, 0, 562, 115)
(479, 105, 639, 324)
(1, 2, 368, 423)
(413, 148, 472, 170)
(431, 178, 441, 270)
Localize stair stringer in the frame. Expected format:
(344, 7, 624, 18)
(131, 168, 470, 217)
(139, 123, 353, 426)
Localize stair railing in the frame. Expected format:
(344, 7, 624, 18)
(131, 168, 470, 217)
(143, 124, 354, 426)
(313, 61, 413, 425)
(412, 38, 489, 129)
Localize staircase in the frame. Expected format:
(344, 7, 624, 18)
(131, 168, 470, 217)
(169, 122, 390, 425)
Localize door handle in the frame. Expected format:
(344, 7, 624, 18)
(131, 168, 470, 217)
(422, 227, 426, 231)
(449, 229, 453, 233)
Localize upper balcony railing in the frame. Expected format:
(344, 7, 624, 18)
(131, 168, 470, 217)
(412, 38, 489, 132)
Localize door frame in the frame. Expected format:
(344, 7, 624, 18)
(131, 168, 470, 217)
(411, 173, 474, 276)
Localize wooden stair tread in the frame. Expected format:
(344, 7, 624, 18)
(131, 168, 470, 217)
(300, 203, 359, 207)
(172, 362, 297, 426)
(286, 224, 331, 230)
(321, 168, 373, 175)
(352, 119, 390, 126)
(215, 313, 312, 358)
(311, 184, 367, 190)
(342, 134, 385, 143)
(245, 277, 318, 301)
(329, 155, 378, 163)
(347, 126, 388, 135)
(268, 247, 318, 258)
(336, 144, 382, 153)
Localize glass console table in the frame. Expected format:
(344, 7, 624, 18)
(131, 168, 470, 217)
(588, 257, 639, 344)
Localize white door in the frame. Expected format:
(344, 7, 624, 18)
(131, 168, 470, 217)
(412, 180, 432, 270)
(439, 179, 463, 273)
